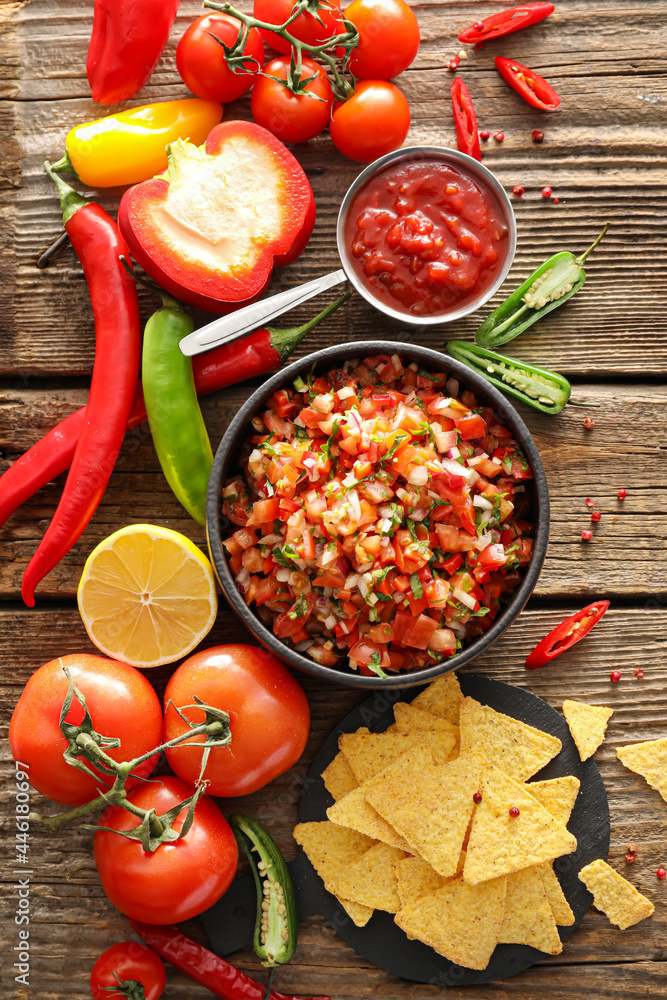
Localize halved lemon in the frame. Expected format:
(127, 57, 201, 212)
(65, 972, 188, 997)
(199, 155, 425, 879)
(77, 524, 218, 668)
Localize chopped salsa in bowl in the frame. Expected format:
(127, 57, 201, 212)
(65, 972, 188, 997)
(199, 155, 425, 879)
(221, 354, 535, 678)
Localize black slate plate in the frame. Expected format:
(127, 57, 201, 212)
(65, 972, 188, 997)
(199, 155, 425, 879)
(202, 675, 610, 985)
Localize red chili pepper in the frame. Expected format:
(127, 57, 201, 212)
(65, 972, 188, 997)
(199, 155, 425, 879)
(87, 0, 181, 105)
(458, 3, 554, 44)
(0, 298, 347, 532)
(20, 166, 141, 607)
(129, 920, 330, 1000)
(495, 56, 561, 111)
(525, 600, 610, 669)
(450, 78, 481, 161)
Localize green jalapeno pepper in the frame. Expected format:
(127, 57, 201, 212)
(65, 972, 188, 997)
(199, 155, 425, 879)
(474, 223, 609, 348)
(142, 293, 213, 526)
(229, 813, 298, 968)
(446, 341, 571, 414)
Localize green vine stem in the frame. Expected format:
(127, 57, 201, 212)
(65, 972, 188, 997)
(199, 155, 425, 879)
(203, 0, 359, 102)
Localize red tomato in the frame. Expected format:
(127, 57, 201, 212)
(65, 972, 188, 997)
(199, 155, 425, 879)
(90, 942, 166, 1000)
(330, 80, 410, 161)
(163, 645, 310, 796)
(176, 13, 264, 103)
(94, 776, 238, 923)
(251, 56, 334, 144)
(253, 0, 343, 53)
(344, 0, 420, 79)
(9, 654, 163, 806)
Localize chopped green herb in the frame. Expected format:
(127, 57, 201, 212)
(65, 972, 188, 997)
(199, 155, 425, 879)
(274, 544, 299, 567)
(409, 572, 423, 600)
(368, 651, 389, 679)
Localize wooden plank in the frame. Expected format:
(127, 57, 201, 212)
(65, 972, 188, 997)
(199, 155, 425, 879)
(0, 382, 664, 601)
(1, 604, 666, 999)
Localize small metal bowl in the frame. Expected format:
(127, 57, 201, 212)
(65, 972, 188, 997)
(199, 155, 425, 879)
(207, 342, 549, 690)
(337, 145, 517, 327)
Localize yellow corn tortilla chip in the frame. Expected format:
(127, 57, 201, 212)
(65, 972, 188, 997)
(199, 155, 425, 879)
(459, 697, 562, 781)
(292, 821, 375, 926)
(526, 776, 581, 827)
(562, 700, 613, 762)
(464, 764, 577, 885)
(499, 867, 563, 954)
(329, 842, 407, 912)
(394, 701, 460, 742)
(366, 752, 485, 877)
(616, 739, 667, 803)
(538, 862, 575, 926)
(339, 731, 424, 783)
(322, 751, 359, 802)
(578, 859, 655, 930)
(411, 672, 463, 725)
(395, 856, 452, 908)
(395, 874, 507, 970)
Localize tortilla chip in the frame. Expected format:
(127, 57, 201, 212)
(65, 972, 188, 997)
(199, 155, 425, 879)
(464, 764, 577, 885)
(322, 751, 359, 802)
(412, 672, 463, 725)
(395, 856, 452, 908)
(459, 697, 562, 781)
(538, 862, 575, 926)
(499, 867, 563, 954)
(616, 739, 667, 803)
(339, 731, 424, 783)
(562, 701, 613, 761)
(578, 859, 655, 929)
(395, 874, 507, 970)
(526, 776, 581, 827)
(329, 842, 407, 913)
(292, 821, 375, 926)
(326, 783, 410, 850)
(366, 752, 485, 877)
(394, 701, 460, 742)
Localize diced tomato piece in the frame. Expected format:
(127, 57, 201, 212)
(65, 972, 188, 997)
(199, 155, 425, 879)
(246, 497, 281, 525)
(273, 591, 316, 638)
(270, 389, 298, 418)
(441, 553, 464, 575)
(299, 406, 325, 428)
(348, 639, 390, 668)
(406, 592, 429, 616)
(404, 613, 438, 650)
(455, 413, 487, 440)
(313, 568, 347, 589)
(435, 523, 476, 553)
(370, 623, 394, 644)
(308, 645, 341, 666)
(232, 527, 258, 550)
(478, 543, 507, 570)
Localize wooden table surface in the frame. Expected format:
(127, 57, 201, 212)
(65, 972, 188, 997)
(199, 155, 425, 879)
(2, 0, 667, 997)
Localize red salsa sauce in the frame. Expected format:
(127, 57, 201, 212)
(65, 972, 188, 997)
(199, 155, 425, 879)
(345, 158, 510, 318)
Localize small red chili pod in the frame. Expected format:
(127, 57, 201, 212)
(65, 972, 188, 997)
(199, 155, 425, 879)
(525, 600, 610, 669)
(495, 56, 561, 111)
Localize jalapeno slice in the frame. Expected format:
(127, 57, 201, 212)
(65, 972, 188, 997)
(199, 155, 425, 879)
(229, 813, 298, 967)
(525, 601, 610, 669)
(445, 340, 571, 414)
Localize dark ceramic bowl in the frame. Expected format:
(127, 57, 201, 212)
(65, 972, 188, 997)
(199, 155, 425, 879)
(207, 342, 549, 689)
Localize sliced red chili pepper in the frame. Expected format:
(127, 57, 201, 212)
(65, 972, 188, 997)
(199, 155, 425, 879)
(525, 600, 610, 669)
(495, 56, 561, 111)
(458, 3, 554, 44)
(450, 77, 481, 161)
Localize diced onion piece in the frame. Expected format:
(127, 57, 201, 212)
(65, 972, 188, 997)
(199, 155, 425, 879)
(475, 531, 493, 550)
(452, 587, 477, 610)
(428, 628, 457, 652)
(312, 393, 334, 413)
(473, 495, 494, 510)
(407, 466, 429, 486)
(276, 567, 291, 582)
(324, 614, 337, 630)
(337, 386, 356, 400)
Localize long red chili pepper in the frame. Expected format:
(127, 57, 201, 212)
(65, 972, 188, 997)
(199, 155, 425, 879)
(495, 56, 561, 110)
(20, 166, 142, 608)
(458, 3, 554, 44)
(0, 296, 349, 532)
(87, 0, 181, 105)
(450, 78, 481, 161)
(525, 600, 610, 669)
(129, 920, 330, 1000)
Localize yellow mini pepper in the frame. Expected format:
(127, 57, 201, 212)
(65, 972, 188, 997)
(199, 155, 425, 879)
(51, 99, 223, 188)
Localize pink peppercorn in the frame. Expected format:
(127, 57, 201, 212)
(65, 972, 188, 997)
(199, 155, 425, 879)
(542, 186, 552, 198)
(657, 868, 666, 880)
(513, 186, 524, 197)
(581, 529, 593, 541)
(617, 488, 627, 499)
(553, 197, 560, 204)
(493, 131, 504, 142)
(585, 497, 595, 507)
(610, 670, 621, 683)
(509, 806, 520, 817)
(480, 130, 490, 140)
(532, 129, 544, 143)
(591, 512, 601, 523)
(583, 416, 595, 429)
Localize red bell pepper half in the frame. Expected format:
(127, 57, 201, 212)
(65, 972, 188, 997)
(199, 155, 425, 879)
(450, 78, 481, 161)
(458, 3, 554, 44)
(118, 121, 316, 314)
(525, 600, 610, 669)
(495, 56, 561, 111)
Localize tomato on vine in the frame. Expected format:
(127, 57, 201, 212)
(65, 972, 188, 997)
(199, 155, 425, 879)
(252, 54, 334, 143)
(330, 79, 410, 161)
(90, 942, 166, 1000)
(343, 0, 420, 80)
(253, 0, 344, 53)
(176, 13, 264, 103)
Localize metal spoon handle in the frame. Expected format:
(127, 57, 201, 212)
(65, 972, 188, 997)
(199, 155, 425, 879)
(179, 269, 348, 357)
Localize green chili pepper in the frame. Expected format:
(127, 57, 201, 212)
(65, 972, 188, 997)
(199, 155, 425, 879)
(446, 341, 571, 414)
(229, 813, 298, 968)
(474, 223, 609, 348)
(142, 294, 213, 526)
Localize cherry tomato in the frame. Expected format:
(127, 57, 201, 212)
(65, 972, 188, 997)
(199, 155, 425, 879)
(163, 644, 310, 796)
(253, 0, 343, 54)
(176, 13, 264, 103)
(9, 653, 163, 806)
(90, 942, 166, 1000)
(94, 776, 238, 923)
(251, 56, 334, 143)
(344, 0, 420, 79)
(330, 79, 410, 161)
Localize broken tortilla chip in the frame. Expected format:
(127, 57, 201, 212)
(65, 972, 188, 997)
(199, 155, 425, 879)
(292, 821, 375, 926)
(526, 775, 581, 827)
(616, 739, 667, 804)
(464, 764, 577, 885)
(538, 862, 575, 926)
(411, 672, 463, 726)
(328, 842, 407, 913)
(499, 867, 563, 954)
(459, 697, 562, 781)
(322, 751, 359, 802)
(562, 701, 613, 762)
(578, 859, 655, 929)
(395, 856, 452, 908)
(395, 874, 507, 970)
